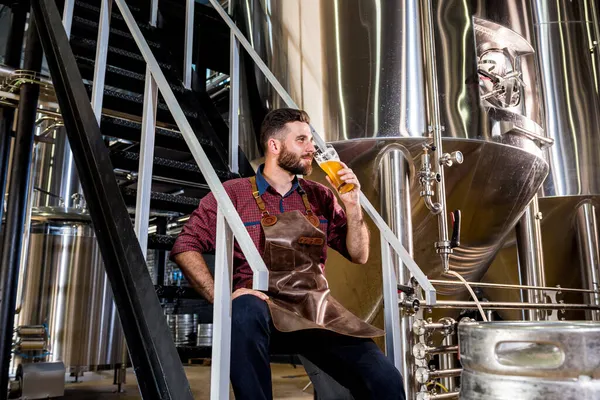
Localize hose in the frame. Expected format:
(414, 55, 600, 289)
(446, 270, 488, 322)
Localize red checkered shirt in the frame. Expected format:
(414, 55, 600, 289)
(170, 170, 351, 291)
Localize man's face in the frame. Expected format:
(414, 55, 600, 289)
(277, 121, 316, 176)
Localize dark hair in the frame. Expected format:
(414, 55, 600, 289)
(260, 108, 310, 150)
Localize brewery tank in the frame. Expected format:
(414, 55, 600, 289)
(482, 0, 600, 320)
(15, 207, 124, 373)
(232, 0, 549, 318)
(12, 119, 123, 374)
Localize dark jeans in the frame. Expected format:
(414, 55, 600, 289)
(230, 295, 405, 400)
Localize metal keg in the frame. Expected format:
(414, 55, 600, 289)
(196, 324, 213, 347)
(166, 314, 198, 347)
(459, 321, 600, 399)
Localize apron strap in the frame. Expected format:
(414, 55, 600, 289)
(249, 176, 269, 216)
(296, 183, 315, 216)
(248, 176, 320, 228)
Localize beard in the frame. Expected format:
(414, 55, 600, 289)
(277, 144, 313, 176)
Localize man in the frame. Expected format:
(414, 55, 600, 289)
(171, 108, 405, 400)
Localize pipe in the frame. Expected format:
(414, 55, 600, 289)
(428, 368, 462, 379)
(0, 6, 28, 239)
(439, 335, 457, 391)
(380, 150, 415, 399)
(429, 280, 596, 293)
(416, 367, 462, 383)
(418, 391, 460, 400)
(576, 203, 600, 321)
(516, 195, 546, 321)
(0, 14, 44, 398)
(428, 301, 598, 310)
(421, 0, 451, 271)
(414, 343, 458, 359)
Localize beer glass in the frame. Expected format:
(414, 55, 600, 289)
(314, 145, 355, 194)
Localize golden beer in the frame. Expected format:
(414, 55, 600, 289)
(319, 160, 355, 194)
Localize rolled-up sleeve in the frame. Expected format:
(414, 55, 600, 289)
(326, 192, 351, 261)
(170, 193, 218, 258)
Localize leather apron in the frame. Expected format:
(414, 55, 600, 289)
(250, 177, 383, 338)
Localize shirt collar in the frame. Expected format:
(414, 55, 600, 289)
(256, 164, 300, 196)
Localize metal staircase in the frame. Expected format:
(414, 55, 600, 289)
(1, 0, 436, 398)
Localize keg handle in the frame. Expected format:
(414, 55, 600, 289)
(495, 341, 565, 369)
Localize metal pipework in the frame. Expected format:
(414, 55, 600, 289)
(0, 15, 44, 394)
(428, 300, 599, 311)
(576, 203, 600, 321)
(421, 0, 457, 272)
(415, 367, 462, 384)
(430, 280, 597, 293)
(413, 318, 455, 336)
(516, 195, 546, 321)
(439, 334, 457, 391)
(413, 343, 459, 359)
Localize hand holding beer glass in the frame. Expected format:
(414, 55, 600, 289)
(314, 145, 355, 194)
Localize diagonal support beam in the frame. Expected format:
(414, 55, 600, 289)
(30, 0, 193, 398)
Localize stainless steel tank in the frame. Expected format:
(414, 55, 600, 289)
(483, 0, 600, 319)
(15, 207, 123, 372)
(233, 0, 548, 315)
(459, 321, 600, 399)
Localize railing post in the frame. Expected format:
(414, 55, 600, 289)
(150, 0, 159, 27)
(211, 207, 234, 400)
(183, 0, 194, 89)
(62, 0, 75, 38)
(228, 1, 240, 174)
(381, 236, 403, 370)
(134, 68, 158, 256)
(91, 0, 112, 122)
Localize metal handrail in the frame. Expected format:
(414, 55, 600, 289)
(207, 0, 436, 305)
(112, 0, 269, 289)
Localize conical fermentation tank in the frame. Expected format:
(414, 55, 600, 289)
(232, 0, 549, 317)
(483, 0, 600, 319)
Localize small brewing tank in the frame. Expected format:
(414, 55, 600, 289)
(459, 321, 600, 399)
(15, 207, 123, 373)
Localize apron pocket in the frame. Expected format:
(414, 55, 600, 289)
(268, 242, 296, 271)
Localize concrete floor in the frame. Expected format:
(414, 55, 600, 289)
(62, 364, 314, 399)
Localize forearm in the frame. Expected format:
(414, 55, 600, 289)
(174, 251, 215, 303)
(345, 204, 370, 264)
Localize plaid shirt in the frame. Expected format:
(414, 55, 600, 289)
(170, 165, 351, 290)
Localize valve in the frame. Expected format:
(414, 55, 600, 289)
(440, 151, 464, 167)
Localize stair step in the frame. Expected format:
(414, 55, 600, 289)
(121, 187, 201, 214)
(76, 54, 184, 97)
(73, 0, 152, 36)
(82, 82, 195, 123)
(100, 115, 207, 152)
(148, 234, 176, 251)
(70, 34, 171, 74)
(109, 150, 236, 184)
(71, 15, 161, 55)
